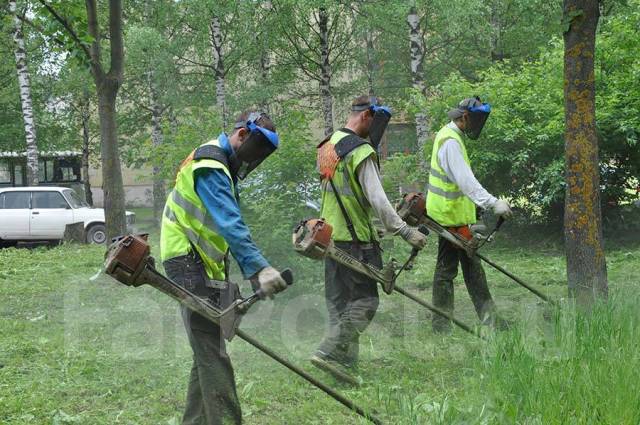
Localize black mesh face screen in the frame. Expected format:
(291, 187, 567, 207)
(465, 111, 490, 140)
(232, 131, 277, 180)
(369, 109, 391, 150)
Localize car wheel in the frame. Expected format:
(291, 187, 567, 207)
(86, 224, 107, 244)
(0, 239, 18, 248)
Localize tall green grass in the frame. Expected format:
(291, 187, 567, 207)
(476, 293, 640, 424)
(374, 293, 640, 424)
(1, 226, 639, 424)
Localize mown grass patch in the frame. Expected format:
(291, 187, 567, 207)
(1, 230, 638, 424)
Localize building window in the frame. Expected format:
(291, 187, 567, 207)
(53, 158, 80, 182)
(14, 164, 24, 186)
(0, 160, 10, 184)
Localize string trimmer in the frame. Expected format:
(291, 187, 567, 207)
(104, 234, 383, 425)
(396, 192, 555, 305)
(292, 219, 483, 338)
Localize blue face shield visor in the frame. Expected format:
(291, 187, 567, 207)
(468, 103, 491, 114)
(231, 113, 279, 179)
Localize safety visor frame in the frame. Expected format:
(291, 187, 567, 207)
(467, 102, 491, 114)
(370, 104, 392, 117)
(351, 96, 391, 113)
(233, 111, 280, 148)
(246, 121, 280, 148)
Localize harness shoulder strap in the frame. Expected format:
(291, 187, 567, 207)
(334, 134, 369, 159)
(193, 144, 230, 169)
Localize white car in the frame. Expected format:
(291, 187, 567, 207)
(0, 186, 135, 246)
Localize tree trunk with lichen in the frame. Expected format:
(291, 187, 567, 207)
(562, 0, 608, 305)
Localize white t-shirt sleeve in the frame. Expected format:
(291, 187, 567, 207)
(357, 157, 407, 234)
(437, 139, 498, 209)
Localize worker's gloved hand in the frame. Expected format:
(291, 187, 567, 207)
(255, 266, 287, 300)
(492, 199, 512, 218)
(470, 223, 488, 239)
(398, 225, 428, 250)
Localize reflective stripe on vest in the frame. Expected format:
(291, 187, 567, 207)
(160, 139, 232, 279)
(429, 167, 452, 184)
(163, 197, 225, 263)
(427, 184, 463, 199)
(322, 167, 355, 197)
(426, 125, 476, 226)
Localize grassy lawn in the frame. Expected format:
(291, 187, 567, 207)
(1, 212, 639, 424)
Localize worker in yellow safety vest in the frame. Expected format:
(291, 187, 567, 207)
(426, 97, 512, 332)
(161, 111, 288, 425)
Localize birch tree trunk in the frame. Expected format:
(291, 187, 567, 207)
(10, 0, 39, 186)
(318, 7, 334, 137)
(149, 75, 165, 226)
(407, 6, 428, 168)
(81, 92, 93, 206)
(209, 15, 227, 129)
(563, 0, 608, 305)
(365, 31, 375, 97)
(259, 49, 270, 114)
(259, 1, 272, 114)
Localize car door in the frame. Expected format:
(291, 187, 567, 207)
(30, 191, 74, 239)
(0, 191, 31, 239)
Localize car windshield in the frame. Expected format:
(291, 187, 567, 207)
(63, 189, 89, 208)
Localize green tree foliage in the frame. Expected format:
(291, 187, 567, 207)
(0, 0, 636, 236)
(409, 5, 640, 223)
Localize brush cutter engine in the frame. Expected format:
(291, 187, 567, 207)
(104, 234, 152, 286)
(293, 218, 333, 259)
(396, 192, 427, 227)
(293, 218, 398, 294)
(105, 234, 293, 340)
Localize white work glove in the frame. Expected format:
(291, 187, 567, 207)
(255, 266, 287, 300)
(492, 199, 513, 218)
(398, 225, 428, 250)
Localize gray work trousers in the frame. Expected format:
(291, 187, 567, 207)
(431, 236, 497, 332)
(164, 254, 242, 425)
(317, 241, 381, 367)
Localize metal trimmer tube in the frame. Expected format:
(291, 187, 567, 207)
(393, 286, 483, 339)
(326, 245, 481, 339)
(396, 192, 554, 305)
(326, 242, 396, 292)
(476, 253, 555, 305)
